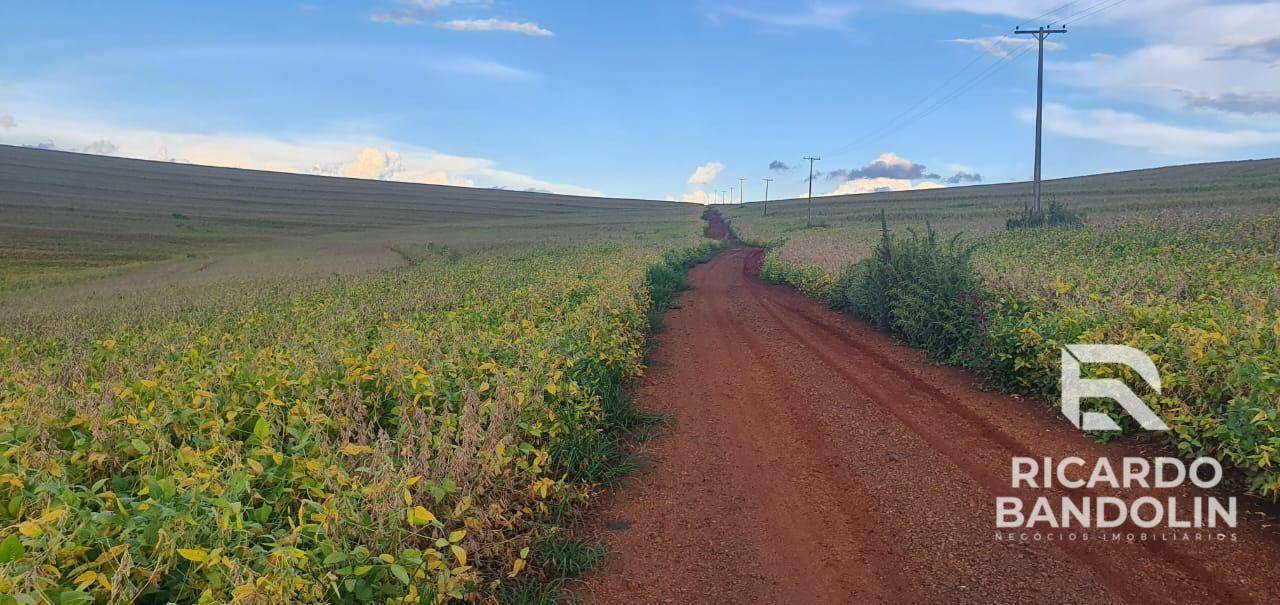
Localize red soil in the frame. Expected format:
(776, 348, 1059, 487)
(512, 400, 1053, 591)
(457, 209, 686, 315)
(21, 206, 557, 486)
(701, 210, 731, 241)
(578, 245, 1280, 605)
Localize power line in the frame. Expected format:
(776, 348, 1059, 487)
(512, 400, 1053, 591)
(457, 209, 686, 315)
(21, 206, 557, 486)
(825, 26, 1051, 161)
(1018, 0, 1085, 28)
(845, 43, 1035, 155)
(824, 2, 1086, 161)
(824, 50, 996, 159)
(1061, 0, 1129, 26)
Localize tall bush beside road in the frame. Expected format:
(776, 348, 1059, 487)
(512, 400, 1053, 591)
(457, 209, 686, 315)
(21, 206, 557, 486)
(732, 212, 1280, 500)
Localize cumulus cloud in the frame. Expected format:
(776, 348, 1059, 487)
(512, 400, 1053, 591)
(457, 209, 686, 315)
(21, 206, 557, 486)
(945, 171, 982, 184)
(19, 138, 120, 156)
(768, 160, 792, 171)
(824, 152, 930, 182)
(1030, 103, 1280, 155)
(828, 177, 945, 195)
(681, 189, 717, 204)
(436, 18, 553, 36)
(327, 147, 479, 187)
(821, 152, 978, 195)
(688, 161, 725, 186)
(340, 147, 402, 180)
(0, 115, 15, 129)
(81, 139, 119, 155)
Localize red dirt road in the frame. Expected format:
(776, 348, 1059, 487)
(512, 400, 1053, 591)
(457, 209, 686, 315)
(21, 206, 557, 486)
(579, 245, 1280, 605)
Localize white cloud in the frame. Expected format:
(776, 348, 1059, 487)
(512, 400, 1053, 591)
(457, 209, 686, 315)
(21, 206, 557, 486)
(681, 189, 717, 204)
(81, 139, 119, 155)
(927, 1, 1280, 120)
(687, 161, 725, 186)
(1055, 43, 1280, 118)
(403, 0, 492, 9)
(434, 58, 535, 81)
(436, 18, 553, 36)
(910, 0, 1189, 22)
(0, 115, 15, 129)
(827, 177, 944, 195)
(370, 11, 423, 25)
(950, 35, 1063, 58)
(6, 109, 601, 196)
(714, 2, 858, 30)
(340, 147, 402, 179)
(1028, 103, 1280, 155)
(920, 0, 1280, 161)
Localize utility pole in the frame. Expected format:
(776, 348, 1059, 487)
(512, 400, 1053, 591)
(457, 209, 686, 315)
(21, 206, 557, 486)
(762, 178, 773, 217)
(803, 156, 820, 227)
(729, 186, 735, 207)
(738, 177, 745, 204)
(1014, 25, 1066, 218)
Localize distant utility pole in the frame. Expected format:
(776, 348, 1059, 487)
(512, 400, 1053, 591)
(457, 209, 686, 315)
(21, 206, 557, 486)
(729, 186, 735, 206)
(762, 178, 773, 217)
(738, 178, 745, 204)
(803, 156, 820, 227)
(1014, 25, 1066, 217)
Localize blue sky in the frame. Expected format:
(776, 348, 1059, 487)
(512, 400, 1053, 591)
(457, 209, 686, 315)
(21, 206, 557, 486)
(2, 1, 1278, 202)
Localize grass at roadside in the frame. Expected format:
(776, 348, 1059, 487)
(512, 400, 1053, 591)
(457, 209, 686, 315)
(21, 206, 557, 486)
(722, 163, 1280, 500)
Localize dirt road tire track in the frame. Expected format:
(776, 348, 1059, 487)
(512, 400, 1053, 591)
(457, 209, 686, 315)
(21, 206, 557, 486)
(578, 245, 1280, 605)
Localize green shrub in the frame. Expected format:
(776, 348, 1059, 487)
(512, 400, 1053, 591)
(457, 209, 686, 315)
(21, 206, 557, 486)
(1006, 196, 1085, 229)
(828, 216, 986, 364)
(759, 253, 835, 300)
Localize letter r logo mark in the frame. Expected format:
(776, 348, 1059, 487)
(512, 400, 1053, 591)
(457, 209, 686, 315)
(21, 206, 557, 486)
(1061, 344, 1168, 431)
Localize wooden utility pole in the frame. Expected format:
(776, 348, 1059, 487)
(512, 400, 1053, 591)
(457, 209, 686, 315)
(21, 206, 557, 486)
(803, 156, 820, 227)
(738, 178, 745, 204)
(762, 178, 773, 216)
(1014, 25, 1066, 217)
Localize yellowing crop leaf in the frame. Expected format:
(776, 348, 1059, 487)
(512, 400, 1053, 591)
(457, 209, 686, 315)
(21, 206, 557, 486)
(407, 506, 437, 526)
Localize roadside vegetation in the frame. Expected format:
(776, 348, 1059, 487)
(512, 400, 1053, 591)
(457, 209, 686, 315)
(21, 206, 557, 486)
(725, 159, 1280, 499)
(0, 238, 715, 603)
(0, 149, 714, 603)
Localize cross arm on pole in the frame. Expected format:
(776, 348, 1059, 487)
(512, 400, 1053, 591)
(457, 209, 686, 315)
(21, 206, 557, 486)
(1014, 27, 1067, 35)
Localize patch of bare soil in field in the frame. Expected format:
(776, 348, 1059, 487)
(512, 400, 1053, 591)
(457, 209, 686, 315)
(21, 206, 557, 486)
(579, 246, 1280, 605)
